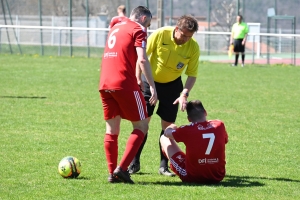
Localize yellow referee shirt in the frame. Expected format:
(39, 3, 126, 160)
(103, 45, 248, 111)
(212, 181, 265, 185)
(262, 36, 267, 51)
(146, 27, 200, 83)
(231, 22, 249, 39)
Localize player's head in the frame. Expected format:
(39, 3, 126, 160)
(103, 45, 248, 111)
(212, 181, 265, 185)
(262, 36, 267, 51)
(130, 6, 152, 28)
(186, 100, 207, 122)
(117, 5, 126, 16)
(237, 15, 243, 23)
(174, 15, 198, 45)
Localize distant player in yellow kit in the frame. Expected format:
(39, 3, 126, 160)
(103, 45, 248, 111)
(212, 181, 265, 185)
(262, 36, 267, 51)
(230, 15, 249, 67)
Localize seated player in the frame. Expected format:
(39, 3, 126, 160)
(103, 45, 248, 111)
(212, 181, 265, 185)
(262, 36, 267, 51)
(160, 100, 228, 184)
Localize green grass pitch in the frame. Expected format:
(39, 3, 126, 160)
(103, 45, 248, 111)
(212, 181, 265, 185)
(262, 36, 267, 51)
(0, 54, 299, 199)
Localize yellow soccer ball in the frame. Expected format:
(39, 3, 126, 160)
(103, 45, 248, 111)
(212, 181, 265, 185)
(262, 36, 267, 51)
(58, 156, 82, 178)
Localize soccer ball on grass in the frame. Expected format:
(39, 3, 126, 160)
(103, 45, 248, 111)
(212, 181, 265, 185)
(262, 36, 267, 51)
(58, 156, 82, 178)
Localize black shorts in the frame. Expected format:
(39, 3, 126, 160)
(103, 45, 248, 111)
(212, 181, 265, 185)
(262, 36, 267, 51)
(142, 75, 183, 123)
(233, 39, 245, 53)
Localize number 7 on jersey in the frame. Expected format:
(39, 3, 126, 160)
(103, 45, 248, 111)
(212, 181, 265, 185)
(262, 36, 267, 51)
(202, 133, 215, 155)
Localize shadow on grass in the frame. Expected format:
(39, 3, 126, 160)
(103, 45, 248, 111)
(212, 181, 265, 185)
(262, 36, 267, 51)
(140, 174, 300, 187)
(62, 176, 90, 180)
(0, 96, 47, 99)
(226, 175, 300, 183)
(132, 172, 152, 175)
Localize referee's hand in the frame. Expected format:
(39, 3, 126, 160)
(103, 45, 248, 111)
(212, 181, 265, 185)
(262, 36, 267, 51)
(173, 95, 188, 112)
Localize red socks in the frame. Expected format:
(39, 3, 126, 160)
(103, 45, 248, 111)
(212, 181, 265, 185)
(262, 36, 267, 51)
(104, 134, 118, 174)
(119, 129, 145, 170)
(104, 130, 145, 173)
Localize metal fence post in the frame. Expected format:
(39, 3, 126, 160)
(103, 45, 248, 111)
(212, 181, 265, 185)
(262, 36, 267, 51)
(5, 0, 22, 54)
(252, 35, 255, 64)
(0, 27, 2, 52)
(39, 0, 44, 55)
(69, 0, 73, 57)
(1, 0, 12, 54)
(207, 0, 211, 55)
(86, 0, 90, 58)
(58, 29, 62, 56)
(169, 0, 173, 25)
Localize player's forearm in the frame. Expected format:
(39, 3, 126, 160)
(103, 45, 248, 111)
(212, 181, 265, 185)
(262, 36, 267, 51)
(136, 47, 156, 88)
(136, 62, 142, 81)
(181, 76, 196, 97)
(164, 124, 177, 139)
(139, 60, 155, 88)
(243, 34, 248, 42)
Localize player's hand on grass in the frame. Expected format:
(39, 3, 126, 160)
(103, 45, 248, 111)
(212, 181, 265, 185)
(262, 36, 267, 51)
(149, 86, 157, 106)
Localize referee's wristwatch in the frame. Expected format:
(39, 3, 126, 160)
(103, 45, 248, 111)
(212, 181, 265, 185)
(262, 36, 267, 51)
(182, 92, 189, 98)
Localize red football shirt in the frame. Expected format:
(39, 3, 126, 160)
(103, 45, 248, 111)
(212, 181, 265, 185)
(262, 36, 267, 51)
(108, 16, 128, 28)
(99, 19, 147, 91)
(172, 120, 228, 182)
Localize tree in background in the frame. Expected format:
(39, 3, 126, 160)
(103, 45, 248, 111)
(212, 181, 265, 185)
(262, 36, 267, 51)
(211, 0, 239, 47)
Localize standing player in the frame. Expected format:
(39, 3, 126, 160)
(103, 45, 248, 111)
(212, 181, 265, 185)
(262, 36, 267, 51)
(99, 6, 157, 184)
(129, 15, 200, 177)
(160, 100, 228, 184)
(108, 5, 128, 28)
(230, 15, 249, 67)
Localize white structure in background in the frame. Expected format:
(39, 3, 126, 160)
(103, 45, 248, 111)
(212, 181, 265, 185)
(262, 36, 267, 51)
(247, 23, 261, 58)
(0, 14, 108, 47)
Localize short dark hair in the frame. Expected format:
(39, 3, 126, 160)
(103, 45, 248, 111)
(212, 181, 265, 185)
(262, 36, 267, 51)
(237, 14, 243, 20)
(186, 100, 206, 121)
(130, 6, 152, 20)
(118, 5, 126, 14)
(177, 15, 198, 32)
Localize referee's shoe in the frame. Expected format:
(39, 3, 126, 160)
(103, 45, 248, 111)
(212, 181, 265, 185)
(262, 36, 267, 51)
(158, 167, 176, 177)
(128, 163, 140, 174)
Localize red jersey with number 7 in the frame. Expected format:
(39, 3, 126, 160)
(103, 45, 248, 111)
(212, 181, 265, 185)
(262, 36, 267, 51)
(99, 19, 147, 91)
(172, 120, 228, 182)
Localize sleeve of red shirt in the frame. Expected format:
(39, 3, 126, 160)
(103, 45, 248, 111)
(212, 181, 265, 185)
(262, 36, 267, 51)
(222, 123, 229, 144)
(108, 18, 116, 29)
(172, 125, 187, 143)
(132, 26, 147, 48)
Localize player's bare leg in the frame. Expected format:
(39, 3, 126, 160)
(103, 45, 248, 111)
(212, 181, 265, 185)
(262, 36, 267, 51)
(114, 118, 148, 183)
(160, 134, 182, 159)
(158, 119, 175, 177)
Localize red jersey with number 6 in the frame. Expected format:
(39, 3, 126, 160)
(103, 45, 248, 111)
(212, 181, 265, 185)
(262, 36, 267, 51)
(99, 19, 147, 91)
(172, 120, 228, 182)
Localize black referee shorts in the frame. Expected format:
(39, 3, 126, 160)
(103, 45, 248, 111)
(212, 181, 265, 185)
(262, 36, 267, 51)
(233, 39, 245, 53)
(142, 75, 183, 123)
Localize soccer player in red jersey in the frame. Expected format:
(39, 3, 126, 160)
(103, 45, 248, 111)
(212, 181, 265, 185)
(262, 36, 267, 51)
(160, 100, 228, 184)
(99, 6, 157, 184)
(108, 5, 128, 28)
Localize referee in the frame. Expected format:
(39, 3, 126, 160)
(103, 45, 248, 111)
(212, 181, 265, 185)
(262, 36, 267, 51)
(230, 15, 249, 67)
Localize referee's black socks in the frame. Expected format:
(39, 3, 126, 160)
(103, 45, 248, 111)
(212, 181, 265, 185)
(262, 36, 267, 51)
(235, 54, 239, 66)
(159, 130, 168, 168)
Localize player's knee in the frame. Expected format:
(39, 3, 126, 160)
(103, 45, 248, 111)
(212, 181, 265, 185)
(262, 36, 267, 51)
(132, 119, 149, 134)
(159, 133, 168, 146)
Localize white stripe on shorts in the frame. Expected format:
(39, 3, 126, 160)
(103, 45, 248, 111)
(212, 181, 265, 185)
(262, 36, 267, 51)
(170, 158, 187, 176)
(133, 91, 145, 120)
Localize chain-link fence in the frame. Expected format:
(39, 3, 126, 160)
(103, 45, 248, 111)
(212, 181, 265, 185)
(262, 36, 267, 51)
(0, 0, 299, 64)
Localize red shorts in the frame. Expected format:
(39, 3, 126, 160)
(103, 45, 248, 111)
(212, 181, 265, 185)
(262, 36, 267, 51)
(100, 89, 148, 121)
(169, 151, 187, 179)
(170, 152, 223, 184)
